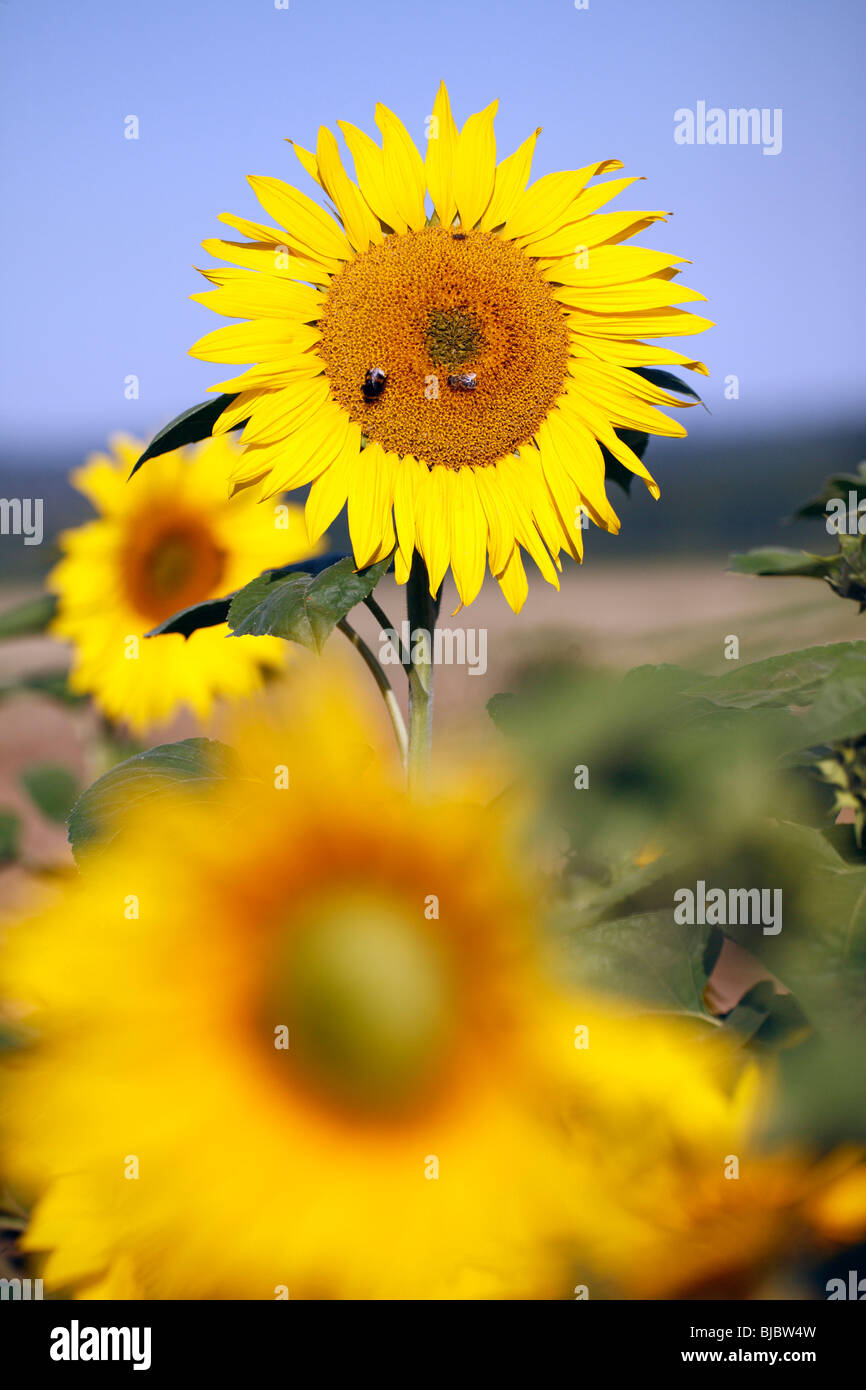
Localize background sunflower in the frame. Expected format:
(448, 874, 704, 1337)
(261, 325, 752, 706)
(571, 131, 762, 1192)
(48, 434, 321, 732)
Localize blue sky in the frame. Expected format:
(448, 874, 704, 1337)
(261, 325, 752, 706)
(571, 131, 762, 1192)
(1, 0, 864, 455)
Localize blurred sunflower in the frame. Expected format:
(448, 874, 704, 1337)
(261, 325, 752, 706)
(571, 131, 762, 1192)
(5, 678, 865, 1301)
(0, 681, 587, 1299)
(49, 434, 319, 733)
(190, 82, 710, 611)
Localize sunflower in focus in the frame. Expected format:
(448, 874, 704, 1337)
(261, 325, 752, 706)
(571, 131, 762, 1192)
(190, 82, 711, 610)
(49, 434, 319, 733)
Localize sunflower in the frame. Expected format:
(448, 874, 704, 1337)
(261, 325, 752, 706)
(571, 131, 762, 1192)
(49, 434, 319, 733)
(190, 82, 710, 611)
(6, 674, 864, 1301)
(0, 679, 593, 1300)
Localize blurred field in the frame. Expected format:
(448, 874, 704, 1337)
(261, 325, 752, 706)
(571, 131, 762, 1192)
(1, 558, 863, 904)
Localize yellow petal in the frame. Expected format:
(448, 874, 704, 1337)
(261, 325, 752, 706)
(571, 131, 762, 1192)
(191, 274, 324, 321)
(247, 175, 353, 262)
(394, 454, 426, 579)
(348, 442, 397, 569)
(494, 458, 559, 587)
(289, 141, 323, 187)
(449, 469, 487, 607)
(472, 464, 516, 576)
(201, 238, 333, 284)
(567, 306, 714, 339)
(376, 104, 427, 230)
(497, 545, 529, 613)
(534, 429, 585, 562)
(316, 126, 384, 252)
(480, 127, 541, 232)
(305, 423, 361, 541)
(541, 246, 686, 288)
(416, 465, 452, 596)
(238, 378, 332, 447)
(505, 161, 623, 242)
(256, 401, 351, 497)
(453, 100, 498, 230)
(337, 121, 408, 233)
(425, 82, 459, 228)
(208, 356, 324, 394)
(189, 320, 320, 364)
(555, 277, 706, 313)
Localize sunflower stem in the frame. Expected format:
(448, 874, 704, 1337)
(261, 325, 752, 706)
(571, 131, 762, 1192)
(337, 618, 408, 766)
(406, 553, 440, 796)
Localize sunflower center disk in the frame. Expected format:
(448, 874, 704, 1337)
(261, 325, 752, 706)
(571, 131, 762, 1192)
(267, 894, 455, 1115)
(318, 226, 570, 470)
(124, 513, 227, 624)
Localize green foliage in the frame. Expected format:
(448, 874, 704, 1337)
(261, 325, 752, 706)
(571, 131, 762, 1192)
(731, 459, 866, 608)
(228, 554, 393, 653)
(0, 809, 21, 864)
(67, 739, 235, 859)
(130, 395, 242, 476)
(0, 593, 57, 639)
(20, 764, 80, 823)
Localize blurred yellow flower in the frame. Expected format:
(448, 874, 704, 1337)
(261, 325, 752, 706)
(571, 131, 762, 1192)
(49, 434, 319, 733)
(3, 679, 864, 1300)
(190, 82, 710, 611)
(1, 680, 585, 1298)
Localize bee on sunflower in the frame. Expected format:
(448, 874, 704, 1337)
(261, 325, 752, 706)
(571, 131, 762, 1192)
(187, 82, 710, 613)
(48, 433, 320, 733)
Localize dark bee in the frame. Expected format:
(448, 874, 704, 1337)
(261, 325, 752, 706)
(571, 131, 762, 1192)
(362, 367, 387, 401)
(448, 371, 476, 391)
(452, 232, 467, 241)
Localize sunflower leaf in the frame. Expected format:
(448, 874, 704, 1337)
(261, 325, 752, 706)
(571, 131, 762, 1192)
(0, 593, 57, 639)
(68, 738, 236, 860)
(146, 553, 353, 639)
(729, 548, 837, 579)
(792, 460, 866, 521)
(227, 554, 393, 653)
(554, 906, 719, 1019)
(20, 764, 80, 824)
(0, 809, 21, 864)
(684, 642, 866, 710)
(130, 395, 242, 477)
(632, 367, 706, 406)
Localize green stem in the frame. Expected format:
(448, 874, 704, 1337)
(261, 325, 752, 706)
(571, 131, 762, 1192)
(406, 553, 440, 795)
(337, 618, 408, 766)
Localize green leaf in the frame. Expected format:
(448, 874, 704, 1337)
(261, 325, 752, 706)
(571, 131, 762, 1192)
(0, 809, 21, 864)
(633, 366, 706, 406)
(146, 596, 233, 639)
(228, 554, 393, 653)
(130, 395, 242, 477)
(68, 738, 235, 859)
(145, 553, 352, 640)
(0, 593, 57, 639)
(555, 907, 719, 1018)
(793, 460, 866, 520)
(729, 548, 837, 579)
(686, 642, 866, 710)
(20, 764, 80, 823)
(719, 822, 866, 1029)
